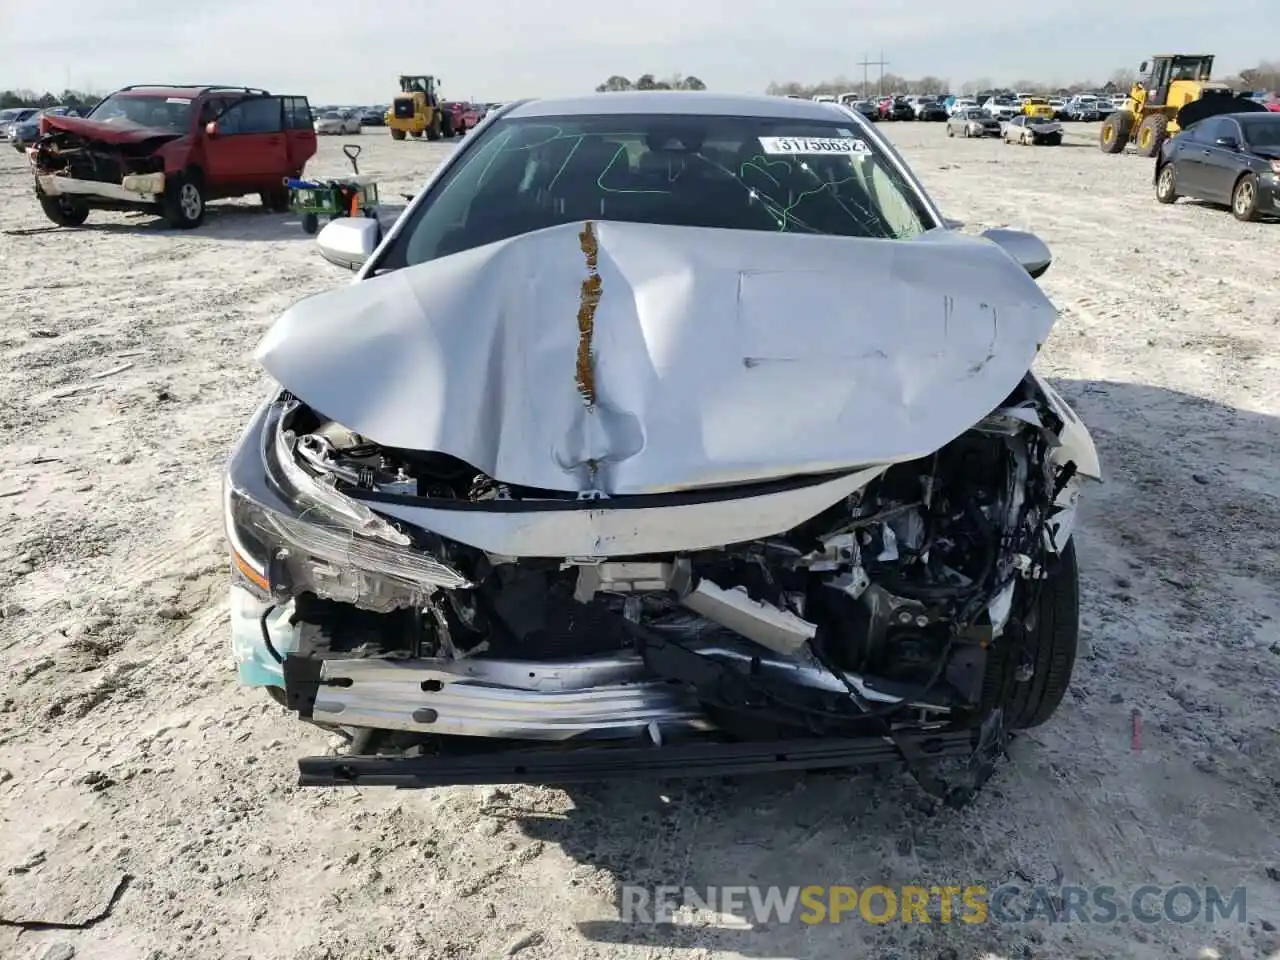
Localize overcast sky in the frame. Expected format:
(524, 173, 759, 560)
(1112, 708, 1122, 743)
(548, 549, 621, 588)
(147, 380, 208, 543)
(2, 0, 1272, 102)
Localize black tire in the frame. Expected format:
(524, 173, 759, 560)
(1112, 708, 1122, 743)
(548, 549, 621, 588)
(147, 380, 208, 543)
(426, 116, 441, 141)
(441, 113, 455, 138)
(1232, 173, 1260, 222)
(1135, 114, 1168, 158)
(260, 187, 290, 213)
(162, 171, 205, 229)
(390, 127, 406, 141)
(300, 212, 319, 235)
(1099, 111, 1132, 154)
(1155, 163, 1179, 204)
(947, 125, 954, 137)
(991, 539, 1081, 730)
(409, 129, 423, 139)
(36, 188, 90, 227)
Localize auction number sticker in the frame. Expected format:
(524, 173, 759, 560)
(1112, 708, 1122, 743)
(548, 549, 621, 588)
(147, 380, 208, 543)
(758, 136, 870, 155)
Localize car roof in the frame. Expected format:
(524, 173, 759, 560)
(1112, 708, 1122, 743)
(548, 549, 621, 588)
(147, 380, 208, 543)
(114, 86, 218, 99)
(112, 85, 266, 99)
(505, 91, 852, 121)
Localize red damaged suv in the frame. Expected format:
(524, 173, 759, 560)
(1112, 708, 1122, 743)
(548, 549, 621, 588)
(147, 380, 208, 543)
(29, 84, 318, 229)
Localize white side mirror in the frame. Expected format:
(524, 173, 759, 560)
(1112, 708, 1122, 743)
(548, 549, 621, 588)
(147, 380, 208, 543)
(981, 228, 1052, 279)
(316, 217, 381, 270)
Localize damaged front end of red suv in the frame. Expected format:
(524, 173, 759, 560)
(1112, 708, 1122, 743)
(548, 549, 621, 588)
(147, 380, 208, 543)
(30, 112, 184, 227)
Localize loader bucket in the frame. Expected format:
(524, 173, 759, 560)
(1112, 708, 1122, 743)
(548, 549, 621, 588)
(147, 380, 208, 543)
(1176, 93, 1267, 129)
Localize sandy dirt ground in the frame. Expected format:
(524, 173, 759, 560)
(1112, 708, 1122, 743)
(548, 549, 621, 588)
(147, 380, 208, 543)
(1, 120, 1278, 960)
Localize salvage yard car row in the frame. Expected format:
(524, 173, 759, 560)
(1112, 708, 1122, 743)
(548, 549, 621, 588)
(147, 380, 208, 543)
(19, 83, 1277, 235)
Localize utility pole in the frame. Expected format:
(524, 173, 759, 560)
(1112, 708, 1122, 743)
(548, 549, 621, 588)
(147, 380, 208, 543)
(856, 52, 889, 97)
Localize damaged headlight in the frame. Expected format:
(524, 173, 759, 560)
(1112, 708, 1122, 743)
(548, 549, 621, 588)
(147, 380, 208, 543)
(222, 398, 471, 613)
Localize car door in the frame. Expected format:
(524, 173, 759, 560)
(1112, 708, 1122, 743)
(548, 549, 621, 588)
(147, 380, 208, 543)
(203, 96, 288, 195)
(282, 97, 317, 177)
(1178, 118, 1227, 200)
(1198, 118, 1247, 202)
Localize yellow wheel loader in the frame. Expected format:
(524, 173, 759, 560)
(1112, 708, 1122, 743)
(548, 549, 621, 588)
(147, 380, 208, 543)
(385, 75, 454, 142)
(1099, 54, 1259, 157)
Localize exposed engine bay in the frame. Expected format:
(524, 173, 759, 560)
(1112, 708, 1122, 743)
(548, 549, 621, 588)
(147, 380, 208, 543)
(31, 130, 169, 183)
(285, 382, 1058, 686)
(225, 370, 1089, 795)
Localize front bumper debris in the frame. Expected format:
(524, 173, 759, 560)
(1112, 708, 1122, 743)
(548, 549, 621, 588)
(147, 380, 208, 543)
(297, 729, 977, 787)
(36, 171, 165, 203)
(280, 646, 931, 741)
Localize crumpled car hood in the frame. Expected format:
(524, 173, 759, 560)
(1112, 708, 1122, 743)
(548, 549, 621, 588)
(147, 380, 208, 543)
(256, 221, 1058, 496)
(40, 113, 181, 145)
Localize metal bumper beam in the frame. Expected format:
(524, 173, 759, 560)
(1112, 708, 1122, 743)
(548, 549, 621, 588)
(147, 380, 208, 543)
(297, 729, 976, 787)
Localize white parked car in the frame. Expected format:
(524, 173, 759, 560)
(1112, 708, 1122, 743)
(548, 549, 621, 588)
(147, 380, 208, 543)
(314, 110, 360, 135)
(227, 91, 1099, 792)
(948, 97, 977, 116)
(984, 97, 1021, 120)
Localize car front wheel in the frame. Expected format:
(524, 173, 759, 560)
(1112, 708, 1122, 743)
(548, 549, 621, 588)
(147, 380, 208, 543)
(1232, 174, 1260, 221)
(1155, 163, 1179, 204)
(163, 172, 205, 229)
(36, 187, 90, 227)
(987, 539, 1081, 730)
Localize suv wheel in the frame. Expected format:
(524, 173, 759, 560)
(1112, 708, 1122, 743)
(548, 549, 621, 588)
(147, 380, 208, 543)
(163, 172, 205, 229)
(261, 187, 291, 213)
(36, 188, 90, 227)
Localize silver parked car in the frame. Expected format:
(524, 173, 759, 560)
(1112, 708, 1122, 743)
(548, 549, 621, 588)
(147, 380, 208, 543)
(947, 108, 1001, 138)
(226, 92, 1098, 792)
(1003, 114, 1064, 145)
(314, 110, 361, 135)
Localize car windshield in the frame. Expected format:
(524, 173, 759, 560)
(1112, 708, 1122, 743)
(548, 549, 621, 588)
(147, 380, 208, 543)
(965, 110, 988, 119)
(321, 112, 342, 119)
(1240, 117, 1280, 147)
(88, 93, 192, 130)
(381, 112, 934, 270)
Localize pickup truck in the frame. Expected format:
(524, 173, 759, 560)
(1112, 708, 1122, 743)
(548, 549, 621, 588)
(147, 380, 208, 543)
(29, 84, 317, 229)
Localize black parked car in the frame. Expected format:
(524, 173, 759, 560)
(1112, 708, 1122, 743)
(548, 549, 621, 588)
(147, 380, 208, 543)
(888, 97, 915, 121)
(917, 99, 948, 121)
(1154, 111, 1280, 221)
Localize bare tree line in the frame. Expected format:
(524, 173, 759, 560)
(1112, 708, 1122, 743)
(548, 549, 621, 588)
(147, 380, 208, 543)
(765, 59, 1280, 98)
(1, 88, 102, 110)
(595, 74, 707, 92)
